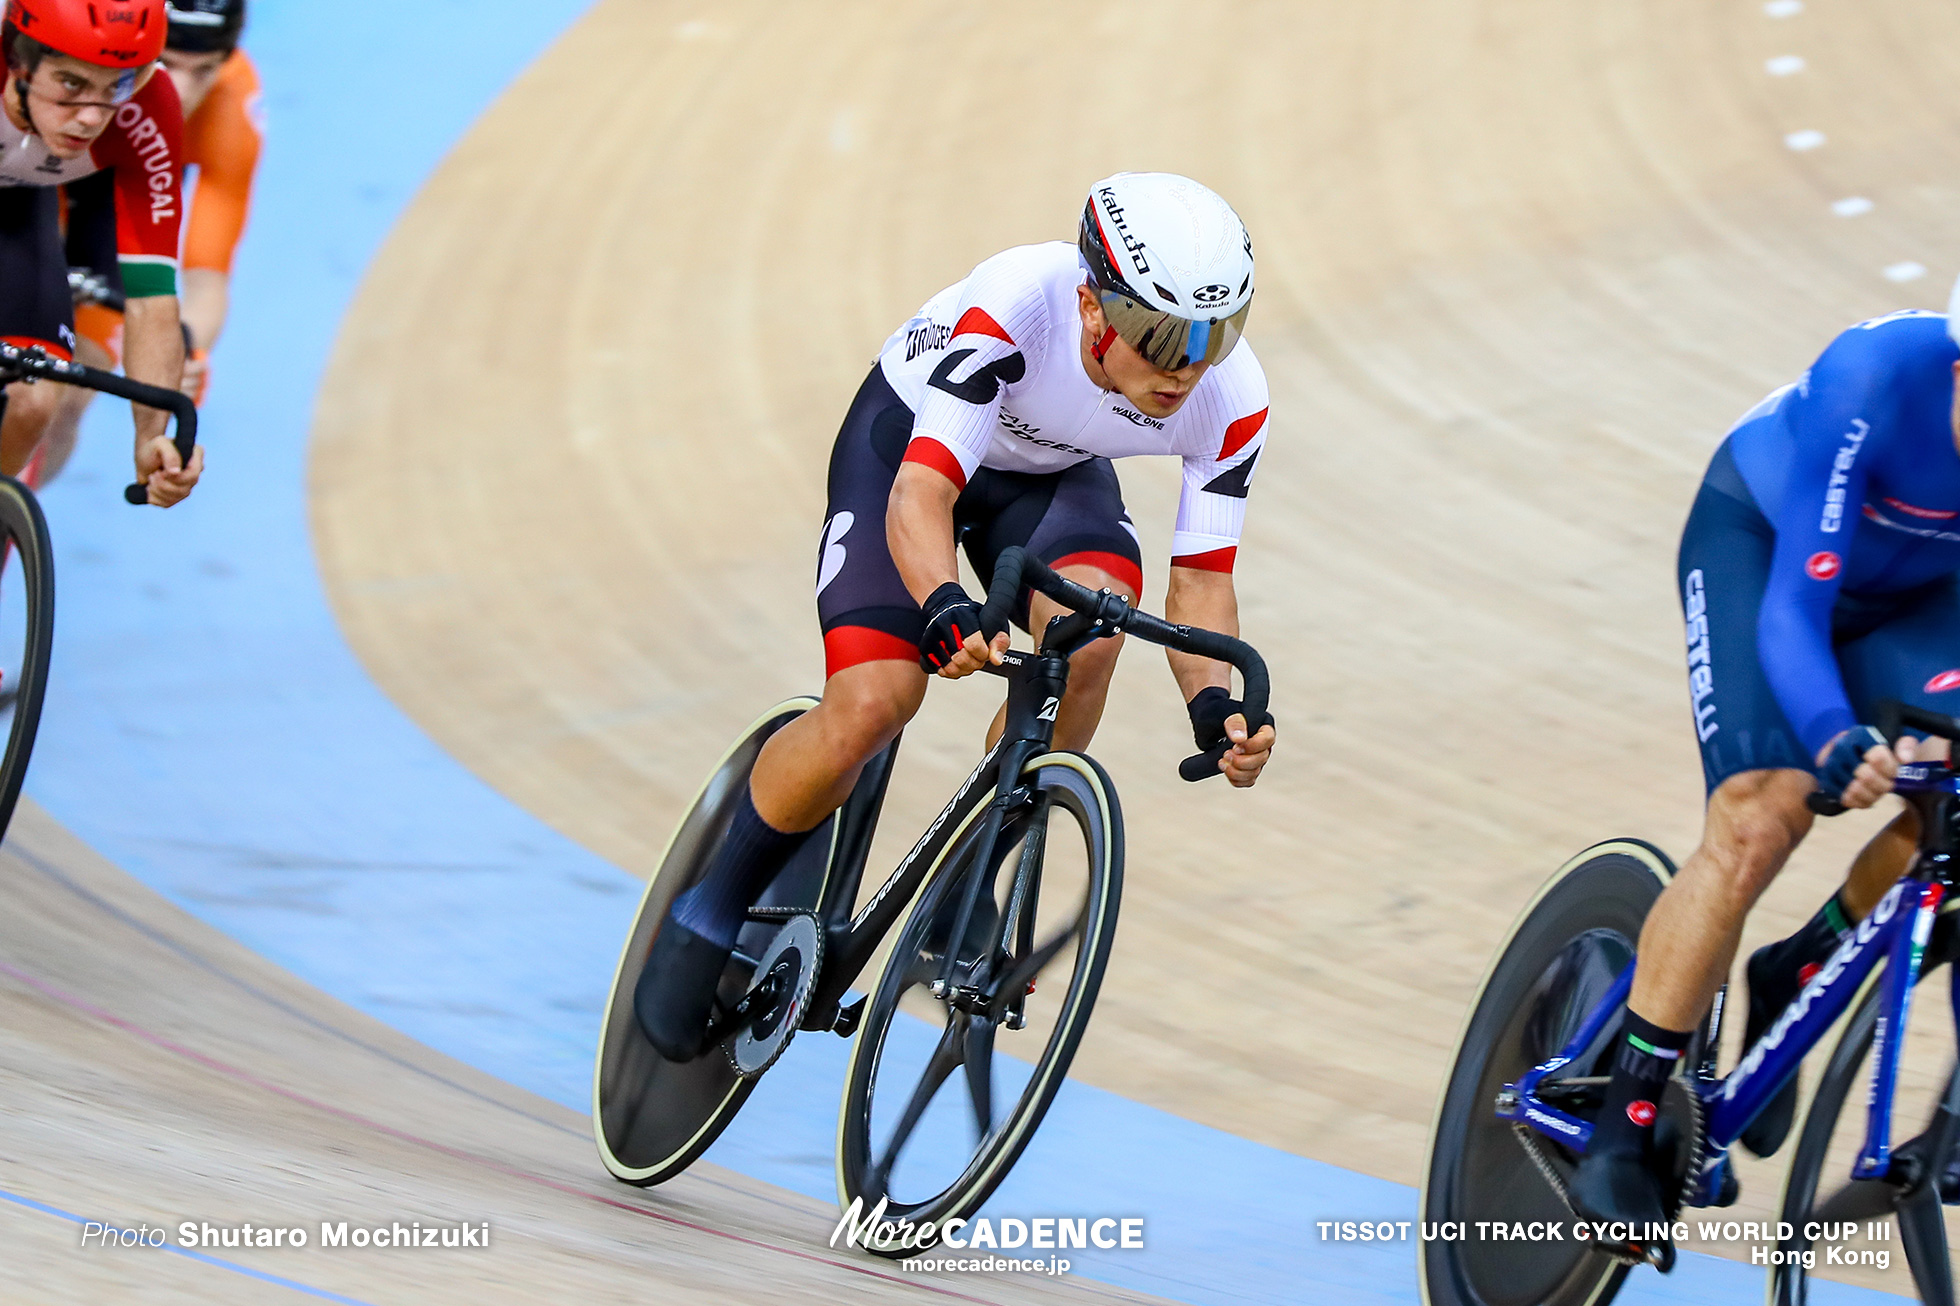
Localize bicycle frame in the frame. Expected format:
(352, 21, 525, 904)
(1499, 763, 1960, 1205)
(792, 633, 1094, 1035)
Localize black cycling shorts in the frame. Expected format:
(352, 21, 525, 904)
(1679, 438, 1960, 794)
(816, 365, 1143, 678)
(0, 173, 119, 359)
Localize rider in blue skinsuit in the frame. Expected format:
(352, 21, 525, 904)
(1569, 293, 1960, 1247)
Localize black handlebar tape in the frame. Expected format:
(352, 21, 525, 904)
(980, 546, 1029, 642)
(1875, 698, 1960, 747)
(26, 358, 199, 505)
(1806, 792, 1847, 817)
(979, 545, 1274, 781)
(1178, 747, 1230, 782)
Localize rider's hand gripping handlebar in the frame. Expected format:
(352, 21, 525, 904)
(978, 546, 1271, 782)
(1805, 699, 1960, 816)
(0, 343, 196, 506)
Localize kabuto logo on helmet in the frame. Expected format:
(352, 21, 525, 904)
(1193, 284, 1230, 307)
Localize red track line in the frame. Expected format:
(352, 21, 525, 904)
(0, 958, 1021, 1306)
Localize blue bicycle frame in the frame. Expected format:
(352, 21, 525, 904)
(1498, 763, 1959, 1206)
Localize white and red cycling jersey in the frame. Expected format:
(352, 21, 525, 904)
(877, 241, 1270, 573)
(0, 70, 184, 298)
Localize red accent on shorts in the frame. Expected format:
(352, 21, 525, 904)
(901, 436, 968, 490)
(1171, 546, 1237, 574)
(952, 307, 1015, 345)
(1219, 407, 1269, 460)
(1927, 670, 1960, 694)
(1797, 962, 1823, 988)
(823, 626, 920, 678)
(1804, 551, 1841, 581)
(1626, 1099, 1657, 1128)
(1049, 550, 1143, 600)
(1, 335, 72, 362)
(1884, 496, 1958, 521)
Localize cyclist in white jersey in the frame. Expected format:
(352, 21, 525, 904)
(636, 173, 1281, 1062)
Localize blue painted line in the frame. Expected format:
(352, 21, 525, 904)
(7, 4, 1914, 1304)
(0, 1187, 375, 1305)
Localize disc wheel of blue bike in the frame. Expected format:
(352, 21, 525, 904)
(1420, 839, 1677, 1306)
(1770, 913, 1959, 1306)
(835, 753, 1121, 1255)
(0, 476, 54, 846)
(593, 697, 837, 1186)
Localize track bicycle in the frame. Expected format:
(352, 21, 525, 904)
(1423, 700, 1960, 1305)
(593, 545, 1270, 1253)
(0, 342, 197, 844)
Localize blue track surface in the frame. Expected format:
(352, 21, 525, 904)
(15, 4, 1907, 1302)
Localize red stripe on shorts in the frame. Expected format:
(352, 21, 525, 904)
(2, 335, 72, 362)
(1048, 550, 1143, 599)
(824, 626, 920, 678)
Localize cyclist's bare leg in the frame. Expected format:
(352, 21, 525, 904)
(0, 377, 63, 478)
(749, 657, 927, 834)
(34, 336, 114, 488)
(985, 563, 1136, 753)
(1628, 768, 1814, 1029)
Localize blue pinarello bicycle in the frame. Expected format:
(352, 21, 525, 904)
(1423, 701, 1960, 1305)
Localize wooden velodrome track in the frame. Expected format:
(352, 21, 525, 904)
(307, 0, 1960, 1294)
(0, 795, 1158, 1306)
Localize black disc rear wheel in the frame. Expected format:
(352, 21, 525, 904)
(593, 698, 835, 1185)
(1420, 840, 1677, 1306)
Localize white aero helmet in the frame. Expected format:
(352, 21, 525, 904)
(1078, 172, 1254, 371)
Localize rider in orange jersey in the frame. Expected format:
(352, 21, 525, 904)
(41, 0, 256, 484)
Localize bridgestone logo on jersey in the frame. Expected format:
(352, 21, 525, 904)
(905, 321, 952, 361)
(1684, 569, 1716, 741)
(1819, 418, 1869, 533)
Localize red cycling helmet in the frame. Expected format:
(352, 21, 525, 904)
(5, 0, 167, 70)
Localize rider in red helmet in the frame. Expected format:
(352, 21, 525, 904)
(0, 0, 203, 506)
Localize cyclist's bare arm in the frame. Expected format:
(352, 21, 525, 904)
(888, 460, 1006, 677)
(1165, 564, 1275, 786)
(123, 295, 201, 506)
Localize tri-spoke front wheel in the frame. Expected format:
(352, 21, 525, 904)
(836, 753, 1121, 1252)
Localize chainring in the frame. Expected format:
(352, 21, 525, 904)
(727, 910, 823, 1078)
(1513, 1076, 1707, 1263)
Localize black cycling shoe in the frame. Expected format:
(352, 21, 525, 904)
(633, 918, 733, 1062)
(1739, 942, 1803, 1158)
(1567, 1147, 1676, 1271)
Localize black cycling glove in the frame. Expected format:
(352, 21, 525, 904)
(1188, 686, 1254, 752)
(1818, 725, 1889, 798)
(919, 582, 984, 670)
